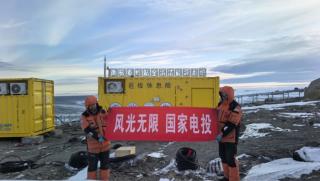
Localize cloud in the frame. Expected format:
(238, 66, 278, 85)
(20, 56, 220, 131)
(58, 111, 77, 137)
(0, 0, 111, 46)
(224, 82, 309, 90)
(209, 71, 275, 80)
(213, 46, 320, 75)
(0, 61, 34, 72)
(213, 56, 319, 75)
(54, 76, 97, 85)
(0, 20, 28, 29)
(38, 0, 111, 46)
(210, 33, 320, 84)
(127, 50, 186, 60)
(1, 0, 320, 94)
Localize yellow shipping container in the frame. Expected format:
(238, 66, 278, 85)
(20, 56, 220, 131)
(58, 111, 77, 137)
(98, 77, 220, 109)
(0, 78, 55, 137)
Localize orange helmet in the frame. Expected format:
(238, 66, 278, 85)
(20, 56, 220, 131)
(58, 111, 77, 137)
(85, 96, 98, 107)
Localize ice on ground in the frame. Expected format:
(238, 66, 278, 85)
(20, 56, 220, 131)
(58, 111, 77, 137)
(243, 158, 320, 181)
(240, 123, 291, 139)
(296, 147, 320, 162)
(243, 101, 320, 111)
(313, 123, 320, 128)
(148, 152, 167, 158)
(279, 112, 315, 118)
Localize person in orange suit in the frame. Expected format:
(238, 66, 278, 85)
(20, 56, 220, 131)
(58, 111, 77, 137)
(81, 96, 110, 180)
(216, 86, 242, 181)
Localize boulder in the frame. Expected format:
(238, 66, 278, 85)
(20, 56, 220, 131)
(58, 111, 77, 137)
(21, 135, 44, 144)
(305, 78, 320, 100)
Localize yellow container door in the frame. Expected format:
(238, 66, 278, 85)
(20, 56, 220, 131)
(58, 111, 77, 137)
(41, 82, 47, 131)
(0, 95, 30, 135)
(0, 96, 18, 134)
(33, 81, 44, 132)
(42, 82, 54, 129)
(34, 81, 54, 132)
(191, 88, 214, 108)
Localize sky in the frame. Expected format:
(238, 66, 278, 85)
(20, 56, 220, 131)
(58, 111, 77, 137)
(0, 0, 319, 95)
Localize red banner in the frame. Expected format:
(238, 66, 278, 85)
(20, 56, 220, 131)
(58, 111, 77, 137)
(104, 107, 219, 142)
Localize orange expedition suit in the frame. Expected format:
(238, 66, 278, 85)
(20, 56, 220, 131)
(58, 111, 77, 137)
(81, 96, 110, 180)
(217, 86, 242, 181)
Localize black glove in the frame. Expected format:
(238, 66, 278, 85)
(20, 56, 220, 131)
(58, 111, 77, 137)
(221, 122, 236, 137)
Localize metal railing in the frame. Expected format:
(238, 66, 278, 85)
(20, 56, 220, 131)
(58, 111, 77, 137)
(235, 88, 305, 105)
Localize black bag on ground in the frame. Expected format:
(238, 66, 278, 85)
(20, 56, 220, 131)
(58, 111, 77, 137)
(0, 160, 34, 173)
(176, 147, 198, 171)
(68, 151, 88, 169)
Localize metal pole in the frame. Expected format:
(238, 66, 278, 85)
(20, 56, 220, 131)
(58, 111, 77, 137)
(104, 56, 106, 78)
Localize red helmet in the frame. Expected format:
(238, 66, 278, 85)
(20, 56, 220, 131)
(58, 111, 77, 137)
(85, 96, 97, 107)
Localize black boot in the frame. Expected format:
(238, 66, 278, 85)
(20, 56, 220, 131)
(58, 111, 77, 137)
(218, 177, 229, 181)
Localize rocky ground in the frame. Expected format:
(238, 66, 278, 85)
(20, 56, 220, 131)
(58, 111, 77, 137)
(0, 100, 320, 180)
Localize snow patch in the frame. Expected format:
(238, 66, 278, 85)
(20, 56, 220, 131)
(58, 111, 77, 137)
(15, 174, 24, 179)
(240, 123, 291, 139)
(148, 152, 167, 158)
(5, 150, 14, 154)
(279, 112, 315, 118)
(271, 127, 292, 132)
(242, 101, 320, 111)
(243, 158, 320, 181)
(67, 167, 87, 181)
(237, 154, 251, 159)
(313, 123, 320, 128)
(159, 178, 173, 181)
(293, 124, 305, 127)
(240, 123, 273, 139)
(153, 159, 210, 180)
(244, 110, 259, 114)
(296, 147, 320, 162)
(153, 159, 176, 175)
